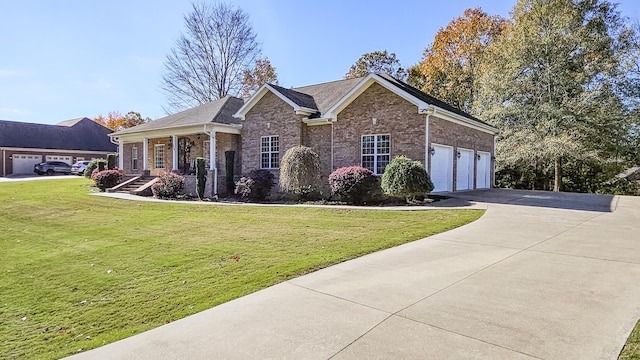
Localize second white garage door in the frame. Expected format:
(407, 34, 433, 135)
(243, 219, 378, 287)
(456, 148, 474, 191)
(430, 144, 453, 192)
(12, 154, 42, 174)
(45, 155, 73, 165)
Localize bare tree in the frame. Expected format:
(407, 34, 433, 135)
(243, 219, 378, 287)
(161, 2, 260, 111)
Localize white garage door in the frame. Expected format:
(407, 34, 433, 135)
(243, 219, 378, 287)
(477, 151, 491, 189)
(12, 154, 42, 174)
(45, 155, 73, 165)
(430, 144, 453, 192)
(456, 148, 474, 191)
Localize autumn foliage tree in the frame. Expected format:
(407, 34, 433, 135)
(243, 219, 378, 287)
(241, 57, 278, 98)
(408, 8, 506, 113)
(345, 50, 406, 80)
(94, 111, 150, 131)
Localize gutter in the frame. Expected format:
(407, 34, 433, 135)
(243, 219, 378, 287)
(203, 124, 218, 195)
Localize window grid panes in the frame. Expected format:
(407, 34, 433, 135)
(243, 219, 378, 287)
(154, 144, 165, 169)
(361, 134, 390, 175)
(260, 136, 279, 169)
(132, 147, 138, 170)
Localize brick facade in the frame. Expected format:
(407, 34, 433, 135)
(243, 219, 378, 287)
(241, 92, 306, 175)
(333, 83, 427, 171)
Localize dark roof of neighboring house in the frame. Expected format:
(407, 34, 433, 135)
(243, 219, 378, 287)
(265, 74, 491, 127)
(0, 117, 116, 152)
(113, 96, 243, 136)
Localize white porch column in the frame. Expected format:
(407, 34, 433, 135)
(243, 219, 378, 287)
(209, 131, 217, 194)
(118, 142, 124, 170)
(143, 138, 148, 171)
(172, 135, 178, 171)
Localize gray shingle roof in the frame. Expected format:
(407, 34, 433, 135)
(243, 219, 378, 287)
(112, 96, 243, 136)
(265, 75, 490, 127)
(0, 118, 116, 152)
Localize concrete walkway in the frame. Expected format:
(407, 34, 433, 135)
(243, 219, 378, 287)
(67, 189, 640, 360)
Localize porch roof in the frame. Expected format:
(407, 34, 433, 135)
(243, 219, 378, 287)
(112, 96, 243, 137)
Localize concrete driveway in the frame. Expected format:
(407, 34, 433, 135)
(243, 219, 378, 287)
(67, 189, 640, 360)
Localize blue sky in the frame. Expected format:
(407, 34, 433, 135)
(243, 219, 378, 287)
(2, 0, 639, 125)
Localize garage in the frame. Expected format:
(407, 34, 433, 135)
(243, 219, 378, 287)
(12, 154, 42, 174)
(456, 148, 474, 191)
(430, 144, 453, 192)
(45, 155, 73, 165)
(477, 151, 491, 189)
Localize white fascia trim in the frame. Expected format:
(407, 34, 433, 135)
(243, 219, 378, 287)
(234, 84, 316, 120)
(430, 107, 498, 135)
(0, 147, 112, 155)
(112, 123, 241, 143)
(325, 74, 429, 120)
(302, 117, 332, 126)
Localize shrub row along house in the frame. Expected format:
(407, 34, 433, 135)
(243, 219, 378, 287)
(109, 74, 497, 196)
(0, 118, 116, 177)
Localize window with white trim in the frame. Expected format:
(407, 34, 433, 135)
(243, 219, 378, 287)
(154, 144, 165, 169)
(260, 136, 279, 169)
(132, 146, 138, 170)
(361, 134, 390, 175)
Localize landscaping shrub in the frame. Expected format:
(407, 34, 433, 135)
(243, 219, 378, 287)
(279, 145, 322, 199)
(107, 153, 116, 170)
(84, 158, 105, 179)
(151, 172, 185, 199)
(328, 166, 380, 205)
(381, 155, 434, 202)
(235, 169, 275, 201)
(195, 157, 206, 200)
(91, 169, 123, 191)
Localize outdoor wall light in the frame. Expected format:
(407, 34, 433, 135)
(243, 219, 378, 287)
(477, 154, 481, 160)
(429, 146, 435, 156)
(457, 151, 461, 158)
(372, 117, 378, 125)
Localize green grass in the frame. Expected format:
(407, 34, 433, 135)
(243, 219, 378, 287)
(620, 319, 640, 359)
(0, 178, 483, 359)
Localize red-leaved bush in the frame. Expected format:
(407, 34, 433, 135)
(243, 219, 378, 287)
(152, 172, 185, 199)
(91, 169, 123, 191)
(328, 166, 380, 205)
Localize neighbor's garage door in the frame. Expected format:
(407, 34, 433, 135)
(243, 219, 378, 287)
(45, 155, 73, 165)
(431, 144, 453, 192)
(456, 148, 474, 191)
(12, 154, 42, 174)
(476, 151, 491, 189)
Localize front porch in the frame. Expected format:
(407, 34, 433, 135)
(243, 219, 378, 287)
(112, 124, 241, 197)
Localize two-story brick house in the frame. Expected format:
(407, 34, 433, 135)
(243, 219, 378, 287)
(110, 73, 498, 195)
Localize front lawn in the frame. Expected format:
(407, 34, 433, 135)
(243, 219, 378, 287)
(620, 319, 640, 359)
(0, 178, 482, 359)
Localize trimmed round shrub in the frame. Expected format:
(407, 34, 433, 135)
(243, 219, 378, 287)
(279, 146, 322, 199)
(91, 169, 123, 191)
(328, 166, 380, 205)
(381, 155, 434, 201)
(152, 172, 185, 199)
(84, 158, 106, 179)
(235, 169, 275, 201)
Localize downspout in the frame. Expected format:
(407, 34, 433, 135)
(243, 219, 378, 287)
(330, 120, 334, 171)
(204, 124, 218, 195)
(425, 113, 430, 172)
(493, 136, 497, 188)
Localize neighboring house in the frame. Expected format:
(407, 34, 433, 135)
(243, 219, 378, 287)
(110, 73, 498, 195)
(0, 118, 117, 177)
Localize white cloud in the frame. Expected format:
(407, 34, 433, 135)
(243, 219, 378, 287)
(0, 69, 18, 77)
